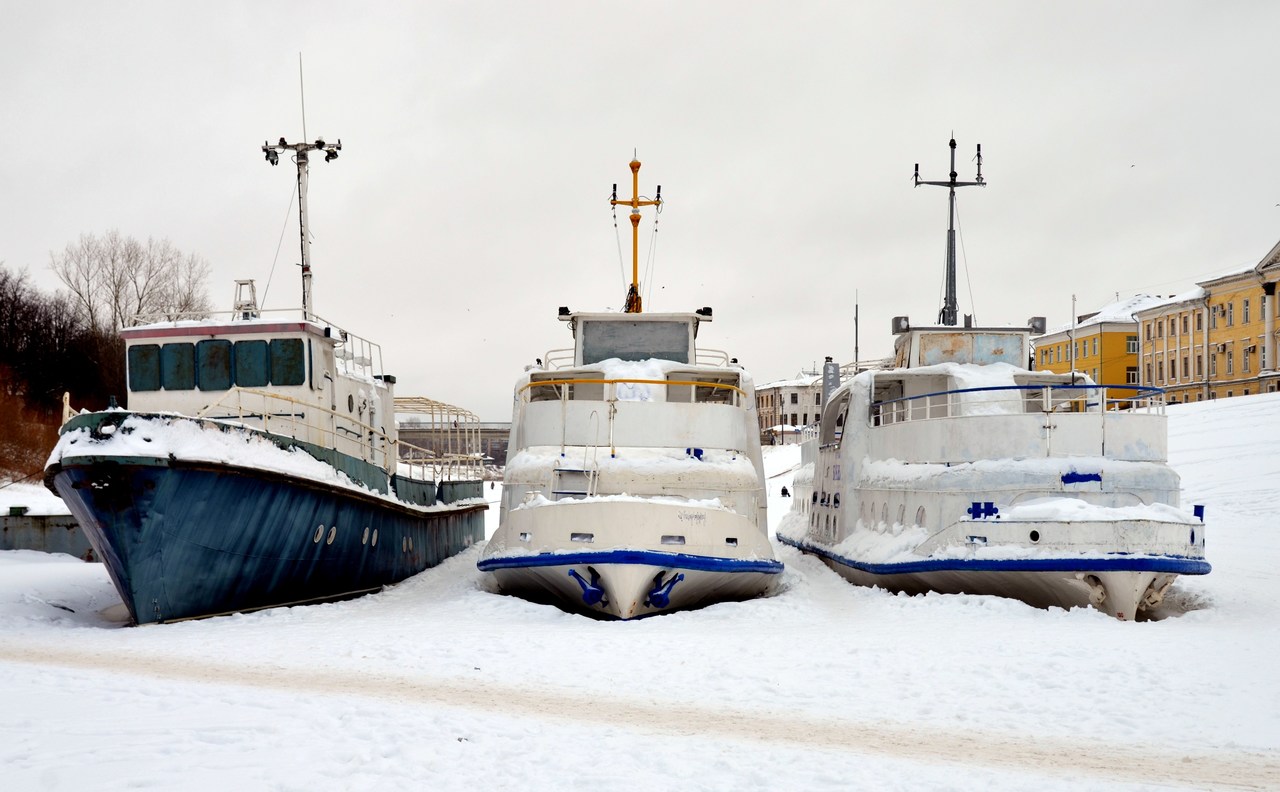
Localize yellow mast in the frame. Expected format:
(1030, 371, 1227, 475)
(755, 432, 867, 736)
(610, 158, 661, 313)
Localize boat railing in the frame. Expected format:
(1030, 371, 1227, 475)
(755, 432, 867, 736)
(520, 376, 747, 407)
(542, 348, 575, 369)
(696, 348, 731, 366)
(870, 383, 1165, 427)
(195, 387, 482, 483)
(540, 347, 734, 369)
(394, 396, 485, 483)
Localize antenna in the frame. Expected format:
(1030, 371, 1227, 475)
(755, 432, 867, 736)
(913, 137, 986, 326)
(609, 157, 662, 313)
(299, 53, 307, 141)
(261, 133, 342, 320)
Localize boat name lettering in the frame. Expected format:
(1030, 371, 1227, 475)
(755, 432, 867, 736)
(677, 511, 706, 523)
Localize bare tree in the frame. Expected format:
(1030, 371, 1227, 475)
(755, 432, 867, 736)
(49, 230, 213, 331)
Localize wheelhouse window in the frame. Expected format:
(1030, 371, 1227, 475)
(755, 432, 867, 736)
(161, 343, 195, 390)
(128, 344, 162, 392)
(270, 338, 306, 386)
(196, 339, 233, 391)
(580, 320, 690, 364)
(234, 340, 270, 388)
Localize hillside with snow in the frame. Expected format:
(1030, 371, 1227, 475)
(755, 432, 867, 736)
(1, 394, 1278, 790)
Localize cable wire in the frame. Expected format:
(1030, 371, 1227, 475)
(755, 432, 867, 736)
(261, 180, 298, 309)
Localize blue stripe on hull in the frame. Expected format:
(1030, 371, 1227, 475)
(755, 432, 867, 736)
(477, 549, 784, 575)
(51, 459, 486, 624)
(777, 533, 1212, 576)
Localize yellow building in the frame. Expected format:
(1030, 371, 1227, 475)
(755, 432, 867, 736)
(1033, 295, 1161, 399)
(1136, 238, 1280, 401)
(1134, 289, 1208, 404)
(1201, 239, 1280, 398)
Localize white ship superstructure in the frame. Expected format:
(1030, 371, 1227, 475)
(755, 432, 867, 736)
(478, 159, 781, 618)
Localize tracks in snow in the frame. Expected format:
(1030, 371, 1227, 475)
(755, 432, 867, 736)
(2, 642, 1275, 790)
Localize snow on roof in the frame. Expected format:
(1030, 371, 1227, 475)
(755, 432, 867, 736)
(1043, 292, 1198, 336)
(758, 374, 820, 390)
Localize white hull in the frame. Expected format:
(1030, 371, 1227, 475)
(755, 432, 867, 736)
(482, 498, 780, 619)
(784, 347, 1210, 620)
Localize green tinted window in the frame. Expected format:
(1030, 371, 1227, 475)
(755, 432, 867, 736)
(161, 343, 195, 390)
(197, 339, 233, 391)
(270, 338, 305, 386)
(234, 340, 269, 387)
(127, 344, 161, 392)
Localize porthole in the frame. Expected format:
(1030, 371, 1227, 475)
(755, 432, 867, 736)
(915, 506, 926, 526)
(313, 525, 324, 543)
(348, 394, 355, 413)
(881, 504, 889, 525)
(371, 528, 378, 547)
(1029, 530, 1040, 543)
(402, 536, 408, 552)
(326, 526, 337, 545)
(897, 504, 906, 525)
(362, 526, 370, 545)
(409, 536, 414, 551)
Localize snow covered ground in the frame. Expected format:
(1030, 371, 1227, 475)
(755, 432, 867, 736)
(2, 394, 1279, 790)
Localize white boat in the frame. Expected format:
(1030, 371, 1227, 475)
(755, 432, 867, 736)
(778, 139, 1210, 620)
(478, 158, 782, 618)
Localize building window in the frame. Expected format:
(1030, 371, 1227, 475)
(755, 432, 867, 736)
(815, 393, 821, 405)
(1126, 367, 1138, 384)
(1210, 308, 1218, 330)
(1244, 350, 1251, 373)
(1244, 299, 1251, 324)
(790, 393, 798, 404)
(1092, 338, 1098, 357)
(1196, 312, 1204, 332)
(1157, 321, 1164, 338)
(1182, 356, 1189, 381)
(1055, 347, 1061, 363)
(1210, 355, 1217, 376)
(1157, 360, 1164, 382)
(1227, 350, 1234, 375)
(1126, 335, 1138, 354)
(1196, 355, 1203, 377)
(1227, 302, 1234, 327)
(790, 413, 797, 425)
(1169, 359, 1177, 380)
(1182, 315, 1189, 335)
(1145, 363, 1152, 382)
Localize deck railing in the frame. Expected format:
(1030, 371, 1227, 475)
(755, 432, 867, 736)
(870, 384, 1165, 427)
(195, 387, 481, 482)
(540, 348, 735, 370)
(520, 377, 747, 407)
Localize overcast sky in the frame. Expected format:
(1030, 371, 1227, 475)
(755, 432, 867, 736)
(4, 2, 1279, 419)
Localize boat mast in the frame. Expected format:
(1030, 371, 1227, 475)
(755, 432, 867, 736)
(914, 137, 984, 326)
(610, 157, 662, 313)
(262, 135, 342, 320)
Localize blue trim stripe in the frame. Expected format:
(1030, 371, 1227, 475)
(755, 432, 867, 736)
(777, 533, 1212, 576)
(478, 549, 784, 574)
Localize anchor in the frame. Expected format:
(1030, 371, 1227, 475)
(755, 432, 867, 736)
(644, 571, 685, 609)
(567, 567, 607, 606)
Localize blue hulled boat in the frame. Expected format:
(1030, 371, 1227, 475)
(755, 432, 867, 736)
(44, 136, 485, 624)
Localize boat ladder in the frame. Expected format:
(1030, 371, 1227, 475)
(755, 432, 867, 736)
(552, 467, 598, 501)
